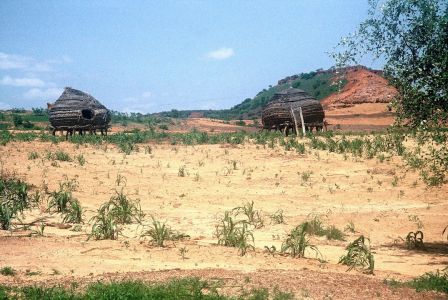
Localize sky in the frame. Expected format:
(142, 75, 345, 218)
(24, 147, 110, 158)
(0, 0, 381, 113)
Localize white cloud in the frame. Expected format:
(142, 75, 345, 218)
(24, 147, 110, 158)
(23, 87, 63, 101)
(0, 52, 72, 72)
(141, 91, 152, 98)
(0, 102, 12, 110)
(206, 47, 235, 60)
(1, 75, 45, 87)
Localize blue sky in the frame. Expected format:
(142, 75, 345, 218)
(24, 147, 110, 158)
(0, 1, 380, 113)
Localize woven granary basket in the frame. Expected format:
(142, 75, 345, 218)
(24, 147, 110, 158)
(262, 88, 325, 129)
(49, 87, 111, 130)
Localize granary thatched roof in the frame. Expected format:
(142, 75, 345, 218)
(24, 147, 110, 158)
(262, 88, 325, 129)
(49, 87, 111, 130)
(54, 87, 107, 109)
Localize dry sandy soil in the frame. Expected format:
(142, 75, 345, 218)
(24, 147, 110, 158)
(0, 139, 447, 299)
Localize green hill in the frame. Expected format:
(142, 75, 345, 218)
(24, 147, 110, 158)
(157, 69, 346, 120)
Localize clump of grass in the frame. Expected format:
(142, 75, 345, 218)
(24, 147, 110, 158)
(304, 215, 345, 241)
(108, 189, 144, 224)
(54, 150, 71, 162)
(0, 277, 294, 299)
(270, 209, 285, 224)
(406, 231, 424, 249)
(61, 198, 83, 224)
(339, 235, 374, 274)
(178, 165, 187, 177)
(48, 187, 72, 213)
(27, 151, 39, 160)
(325, 225, 345, 240)
(281, 222, 320, 258)
(142, 216, 189, 247)
(233, 200, 264, 229)
(215, 211, 255, 256)
(76, 154, 86, 166)
(0, 177, 35, 230)
(88, 203, 121, 240)
(408, 269, 448, 294)
(0, 266, 16, 276)
(344, 221, 356, 233)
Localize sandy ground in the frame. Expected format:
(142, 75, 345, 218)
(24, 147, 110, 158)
(0, 140, 447, 298)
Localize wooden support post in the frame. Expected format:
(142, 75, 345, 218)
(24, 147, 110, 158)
(299, 107, 306, 136)
(290, 106, 300, 137)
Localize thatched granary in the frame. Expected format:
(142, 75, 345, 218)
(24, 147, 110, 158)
(48, 87, 111, 136)
(262, 88, 325, 135)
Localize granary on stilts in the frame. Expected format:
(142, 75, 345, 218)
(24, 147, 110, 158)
(261, 88, 325, 135)
(48, 87, 111, 138)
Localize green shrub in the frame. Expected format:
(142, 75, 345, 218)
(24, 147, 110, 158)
(0, 177, 34, 230)
(215, 211, 255, 256)
(89, 203, 120, 240)
(108, 190, 143, 224)
(141, 217, 188, 247)
(408, 269, 448, 294)
(339, 236, 374, 274)
(281, 222, 320, 258)
(28, 151, 39, 160)
(0, 266, 16, 276)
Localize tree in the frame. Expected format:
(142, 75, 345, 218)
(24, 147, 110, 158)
(332, 0, 447, 127)
(332, 0, 447, 185)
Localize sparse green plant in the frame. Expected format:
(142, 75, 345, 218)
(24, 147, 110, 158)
(339, 236, 374, 274)
(61, 198, 83, 224)
(408, 269, 448, 294)
(344, 221, 356, 233)
(28, 151, 39, 160)
(406, 231, 424, 250)
(0, 177, 35, 230)
(0, 266, 16, 276)
(270, 209, 284, 224)
(144, 145, 152, 154)
(48, 187, 72, 213)
(142, 216, 189, 247)
(234, 200, 264, 229)
(76, 154, 86, 166)
(108, 189, 143, 224)
(88, 203, 121, 240)
(178, 165, 187, 177)
(179, 247, 188, 260)
(115, 174, 127, 186)
(33, 222, 46, 236)
(264, 245, 277, 257)
(281, 222, 320, 258)
(54, 150, 71, 162)
(325, 225, 345, 241)
(215, 211, 255, 256)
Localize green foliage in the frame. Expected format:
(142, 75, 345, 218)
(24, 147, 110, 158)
(141, 216, 188, 247)
(28, 151, 39, 160)
(281, 222, 321, 258)
(215, 211, 255, 256)
(0, 266, 16, 276)
(270, 209, 285, 224)
(76, 154, 86, 166)
(0, 277, 294, 299)
(233, 200, 264, 229)
(0, 177, 34, 230)
(89, 202, 121, 240)
(61, 199, 83, 224)
(53, 151, 71, 162)
(108, 189, 143, 224)
(408, 269, 448, 294)
(339, 236, 374, 274)
(406, 231, 424, 250)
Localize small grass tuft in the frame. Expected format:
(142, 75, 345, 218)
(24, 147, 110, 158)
(0, 266, 16, 276)
(339, 235, 374, 274)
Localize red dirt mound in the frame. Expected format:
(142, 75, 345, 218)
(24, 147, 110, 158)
(322, 68, 398, 110)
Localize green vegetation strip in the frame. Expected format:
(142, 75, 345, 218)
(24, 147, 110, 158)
(0, 277, 294, 300)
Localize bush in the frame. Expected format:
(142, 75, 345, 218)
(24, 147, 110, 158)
(0, 177, 34, 230)
(281, 222, 320, 258)
(339, 236, 374, 274)
(215, 211, 255, 256)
